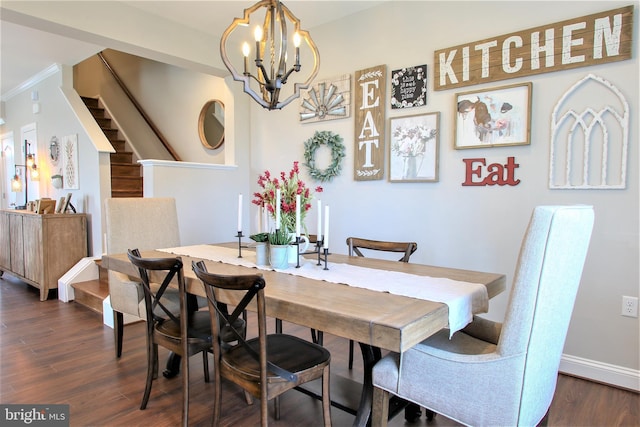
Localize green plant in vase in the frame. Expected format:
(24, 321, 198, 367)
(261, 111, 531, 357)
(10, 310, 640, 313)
(268, 227, 293, 246)
(249, 232, 269, 243)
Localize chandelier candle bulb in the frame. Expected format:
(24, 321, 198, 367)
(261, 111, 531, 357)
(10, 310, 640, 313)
(242, 43, 250, 74)
(295, 195, 301, 237)
(294, 32, 301, 66)
(237, 194, 243, 233)
(254, 26, 262, 61)
(323, 205, 330, 249)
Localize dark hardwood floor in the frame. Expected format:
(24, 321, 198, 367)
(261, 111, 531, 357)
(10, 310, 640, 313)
(1, 274, 638, 427)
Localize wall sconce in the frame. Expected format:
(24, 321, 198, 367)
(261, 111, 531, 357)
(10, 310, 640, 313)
(220, 0, 320, 110)
(11, 140, 38, 209)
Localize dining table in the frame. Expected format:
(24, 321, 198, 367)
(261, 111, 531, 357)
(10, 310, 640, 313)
(102, 243, 505, 427)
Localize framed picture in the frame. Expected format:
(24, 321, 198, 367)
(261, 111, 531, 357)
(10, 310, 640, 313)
(61, 193, 72, 213)
(55, 197, 65, 213)
(62, 134, 79, 189)
(389, 112, 439, 182)
(454, 82, 531, 149)
(390, 65, 427, 109)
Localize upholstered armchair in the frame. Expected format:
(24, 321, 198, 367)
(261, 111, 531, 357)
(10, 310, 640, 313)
(104, 197, 183, 358)
(372, 205, 595, 426)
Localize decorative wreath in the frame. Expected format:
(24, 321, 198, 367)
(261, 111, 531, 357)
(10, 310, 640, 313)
(303, 130, 345, 182)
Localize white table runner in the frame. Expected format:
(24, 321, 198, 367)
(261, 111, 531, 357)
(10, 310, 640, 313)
(159, 244, 488, 336)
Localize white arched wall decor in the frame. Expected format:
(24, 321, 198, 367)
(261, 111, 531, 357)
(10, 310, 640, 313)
(549, 74, 629, 189)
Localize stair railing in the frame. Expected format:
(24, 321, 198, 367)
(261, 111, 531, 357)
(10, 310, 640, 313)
(97, 51, 181, 161)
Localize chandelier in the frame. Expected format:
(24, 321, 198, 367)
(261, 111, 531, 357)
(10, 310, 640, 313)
(220, 0, 320, 110)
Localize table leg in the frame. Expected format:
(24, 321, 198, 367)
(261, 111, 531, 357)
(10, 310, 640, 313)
(353, 342, 381, 427)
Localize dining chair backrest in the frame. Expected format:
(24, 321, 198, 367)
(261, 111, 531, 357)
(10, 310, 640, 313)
(346, 237, 418, 262)
(498, 205, 594, 422)
(127, 249, 211, 427)
(192, 260, 332, 426)
(104, 197, 183, 357)
(105, 197, 180, 254)
(127, 248, 187, 328)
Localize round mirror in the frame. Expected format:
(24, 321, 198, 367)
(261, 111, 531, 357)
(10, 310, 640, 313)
(198, 99, 225, 149)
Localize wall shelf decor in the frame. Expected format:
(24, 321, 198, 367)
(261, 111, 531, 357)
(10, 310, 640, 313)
(549, 74, 629, 189)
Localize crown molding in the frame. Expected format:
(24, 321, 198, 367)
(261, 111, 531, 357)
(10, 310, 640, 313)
(1, 63, 61, 102)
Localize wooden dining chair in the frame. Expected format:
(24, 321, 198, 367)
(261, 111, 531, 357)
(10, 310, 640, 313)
(192, 260, 332, 427)
(317, 237, 418, 369)
(127, 249, 213, 427)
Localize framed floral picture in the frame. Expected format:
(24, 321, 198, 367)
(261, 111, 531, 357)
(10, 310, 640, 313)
(388, 112, 439, 182)
(455, 82, 532, 149)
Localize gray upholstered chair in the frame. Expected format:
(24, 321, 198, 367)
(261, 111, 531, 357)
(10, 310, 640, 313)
(104, 197, 183, 359)
(371, 205, 594, 427)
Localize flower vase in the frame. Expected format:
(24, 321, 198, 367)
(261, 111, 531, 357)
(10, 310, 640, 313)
(404, 156, 418, 179)
(255, 242, 268, 266)
(269, 244, 289, 270)
(287, 233, 310, 264)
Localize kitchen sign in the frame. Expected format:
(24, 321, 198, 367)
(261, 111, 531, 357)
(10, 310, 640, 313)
(434, 6, 633, 90)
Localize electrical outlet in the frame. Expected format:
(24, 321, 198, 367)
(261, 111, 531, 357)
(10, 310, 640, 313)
(622, 296, 638, 318)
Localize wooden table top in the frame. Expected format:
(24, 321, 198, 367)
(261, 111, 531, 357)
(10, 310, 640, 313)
(102, 246, 505, 353)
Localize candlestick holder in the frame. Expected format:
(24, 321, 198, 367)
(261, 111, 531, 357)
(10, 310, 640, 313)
(295, 236, 303, 268)
(236, 231, 244, 258)
(315, 238, 329, 270)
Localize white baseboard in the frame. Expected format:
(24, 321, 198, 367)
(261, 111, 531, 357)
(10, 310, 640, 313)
(560, 354, 640, 391)
(57, 257, 100, 302)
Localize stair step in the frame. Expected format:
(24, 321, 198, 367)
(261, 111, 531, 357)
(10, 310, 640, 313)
(96, 117, 112, 128)
(110, 152, 133, 163)
(111, 163, 141, 177)
(103, 129, 119, 140)
(112, 189, 144, 198)
(81, 96, 99, 108)
(87, 107, 105, 119)
(72, 279, 109, 314)
(110, 140, 126, 152)
(112, 176, 142, 190)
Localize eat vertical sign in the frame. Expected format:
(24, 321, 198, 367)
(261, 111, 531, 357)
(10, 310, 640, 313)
(463, 157, 521, 186)
(354, 65, 386, 181)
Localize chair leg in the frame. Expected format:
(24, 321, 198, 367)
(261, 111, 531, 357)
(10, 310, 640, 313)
(322, 364, 332, 427)
(311, 329, 324, 345)
(275, 318, 282, 334)
(348, 339, 354, 369)
(274, 396, 280, 420)
(212, 371, 222, 427)
(182, 350, 189, 427)
(114, 310, 124, 358)
(141, 342, 156, 410)
(202, 351, 210, 383)
(372, 386, 390, 427)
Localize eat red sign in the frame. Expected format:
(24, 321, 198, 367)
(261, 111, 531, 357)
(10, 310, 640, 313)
(462, 157, 520, 186)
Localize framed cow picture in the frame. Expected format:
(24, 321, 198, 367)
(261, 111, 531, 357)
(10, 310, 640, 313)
(454, 82, 532, 149)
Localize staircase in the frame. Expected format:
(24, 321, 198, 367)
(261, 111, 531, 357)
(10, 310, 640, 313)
(71, 261, 109, 315)
(81, 96, 143, 197)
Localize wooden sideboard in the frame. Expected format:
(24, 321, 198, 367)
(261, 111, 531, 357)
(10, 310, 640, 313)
(0, 209, 88, 301)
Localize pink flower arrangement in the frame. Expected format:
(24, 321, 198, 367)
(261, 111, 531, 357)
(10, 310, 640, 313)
(252, 161, 323, 233)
